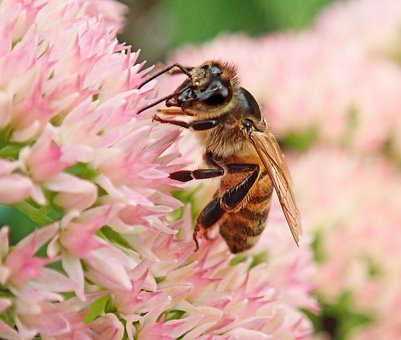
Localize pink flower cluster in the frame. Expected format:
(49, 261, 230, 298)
(293, 148, 401, 304)
(165, 0, 401, 337)
(0, 0, 317, 339)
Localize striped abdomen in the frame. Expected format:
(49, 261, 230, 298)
(219, 172, 273, 253)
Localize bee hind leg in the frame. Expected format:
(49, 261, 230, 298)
(193, 224, 201, 251)
(193, 224, 216, 251)
(221, 164, 259, 211)
(193, 164, 260, 252)
(193, 197, 226, 251)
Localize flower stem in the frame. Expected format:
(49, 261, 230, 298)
(14, 201, 54, 226)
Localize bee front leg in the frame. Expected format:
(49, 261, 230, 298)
(158, 108, 194, 116)
(153, 115, 221, 131)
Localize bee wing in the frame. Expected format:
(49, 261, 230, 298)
(249, 129, 302, 246)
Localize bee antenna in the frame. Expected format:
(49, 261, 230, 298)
(136, 86, 190, 115)
(138, 63, 192, 89)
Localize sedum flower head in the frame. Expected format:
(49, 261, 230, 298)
(0, 0, 316, 339)
(292, 146, 401, 338)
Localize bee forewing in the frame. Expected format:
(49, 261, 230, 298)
(249, 130, 302, 246)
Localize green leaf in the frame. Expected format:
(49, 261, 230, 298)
(230, 254, 248, 266)
(230, 251, 269, 270)
(311, 229, 325, 263)
(382, 134, 401, 167)
(84, 295, 110, 322)
(164, 309, 186, 321)
(279, 128, 318, 152)
(0, 309, 14, 327)
(364, 256, 382, 278)
(172, 184, 204, 220)
(65, 162, 99, 180)
(0, 127, 32, 159)
(14, 200, 54, 226)
(249, 251, 268, 269)
(0, 144, 23, 159)
(0, 205, 37, 245)
(47, 260, 64, 273)
(99, 226, 132, 249)
(305, 293, 373, 340)
(172, 185, 203, 204)
(170, 207, 185, 221)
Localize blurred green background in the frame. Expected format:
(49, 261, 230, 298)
(118, 0, 336, 64)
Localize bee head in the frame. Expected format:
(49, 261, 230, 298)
(166, 61, 237, 109)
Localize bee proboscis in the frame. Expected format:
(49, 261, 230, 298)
(137, 61, 302, 253)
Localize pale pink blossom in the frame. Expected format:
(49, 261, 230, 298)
(24, 132, 73, 182)
(82, 0, 128, 32)
(0, 173, 33, 205)
(88, 313, 125, 340)
(291, 146, 401, 336)
(0, 160, 34, 204)
(58, 205, 120, 260)
(316, 0, 401, 56)
(0, 226, 89, 338)
(0, 225, 58, 286)
(0, 319, 22, 340)
(117, 206, 316, 339)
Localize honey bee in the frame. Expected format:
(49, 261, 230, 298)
(137, 61, 302, 253)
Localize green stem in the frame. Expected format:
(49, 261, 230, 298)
(14, 201, 54, 226)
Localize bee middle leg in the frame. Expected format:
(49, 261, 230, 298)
(170, 162, 258, 183)
(193, 164, 260, 250)
(170, 168, 224, 182)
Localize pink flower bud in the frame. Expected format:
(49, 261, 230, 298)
(0, 174, 32, 204)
